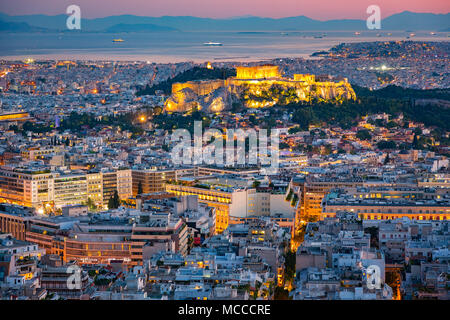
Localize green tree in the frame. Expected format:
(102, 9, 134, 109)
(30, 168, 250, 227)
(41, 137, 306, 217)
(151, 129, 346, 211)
(108, 190, 121, 209)
(323, 144, 332, 155)
(356, 129, 372, 141)
(252, 180, 261, 188)
(284, 250, 296, 283)
(412, 134, 420, 149)
(137, 181, 143, 195)
(288, 126, 301, 134)
(384, 153, 391, 165)
(274, 286, 291, 300)
(377, 140, 397, 150)
(87, 197, 97, 210)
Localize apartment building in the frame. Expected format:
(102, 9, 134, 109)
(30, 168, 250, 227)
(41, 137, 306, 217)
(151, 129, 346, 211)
(0, 165, 53, 207)
(322, 188, 450, 221)
(0, 204, 34, 241)
(40, 263, 91, 299)
(86, 172, 102, 207)
(21, 146, 64, 161)
(130, 212, 189, 265)
(52, 172, 87, 208)
(0, 165, 132, 210)
(288, 175, 364, 230)
(166, 176, 294, 233)
(131, 166, 197, 195)
(0, 233, 46, 283)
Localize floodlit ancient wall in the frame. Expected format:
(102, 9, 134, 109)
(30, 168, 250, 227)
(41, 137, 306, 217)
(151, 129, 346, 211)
(172, 80, 226, 96)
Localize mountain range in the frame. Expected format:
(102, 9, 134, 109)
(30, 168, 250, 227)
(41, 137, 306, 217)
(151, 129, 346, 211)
(0, 11, 448, 32)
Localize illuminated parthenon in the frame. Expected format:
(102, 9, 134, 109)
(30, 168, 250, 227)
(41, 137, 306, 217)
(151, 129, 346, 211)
(235, 65, 280, 79)
(164, 65, 356, 113)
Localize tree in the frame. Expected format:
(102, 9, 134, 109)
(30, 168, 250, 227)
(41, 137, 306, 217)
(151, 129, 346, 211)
(386, 121, 397, 129)
(252, 180, 261, 188)
(107, 197, 114, 210)
(384, 153, 391, 165)
(137, 181, 143, 195)
(274, 286, 290, 300)
(322, 144, 332, 155)
(266, 117, 276, 129)
(136, 67, 236, 96)
(288, 126, 301, 134)
(284, 250, 296, 283)
(86, 197, 96, 211)
(231, 102, 243, 113)
(412, 134, 420, 149)
(356, 129, 372, 141)
(364, 226, 379, 249)
(113, 190, 120, 208)
(108, 190, 120, 209)
(377, 140, 397, 150)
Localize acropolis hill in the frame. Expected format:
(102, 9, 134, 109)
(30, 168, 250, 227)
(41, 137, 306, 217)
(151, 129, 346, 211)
(164, 65, 357, 113)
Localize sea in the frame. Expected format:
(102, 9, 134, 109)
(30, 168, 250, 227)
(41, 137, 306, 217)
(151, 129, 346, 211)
(0, 31, 448, 63)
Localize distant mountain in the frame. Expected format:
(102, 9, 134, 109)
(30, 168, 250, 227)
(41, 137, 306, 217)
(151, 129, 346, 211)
(0, 13, 66, 31)
(0, 11, 448, 32)
(382, 11, 450, 30)
(105, 23, 178, 33)
(228, 15, 261, 20)
(0, 19, 48, 32)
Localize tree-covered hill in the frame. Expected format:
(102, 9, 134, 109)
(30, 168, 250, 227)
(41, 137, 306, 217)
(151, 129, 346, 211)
(353, 85, 450, 100)
(285, 85, 450, 131)
(136, 67, 236, 96)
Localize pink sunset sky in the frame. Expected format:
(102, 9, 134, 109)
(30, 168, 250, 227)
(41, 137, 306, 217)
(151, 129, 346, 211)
(0, 0, 448, 19)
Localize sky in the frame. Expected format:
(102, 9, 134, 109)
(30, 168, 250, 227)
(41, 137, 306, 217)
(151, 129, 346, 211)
(0, 0, 448, 19)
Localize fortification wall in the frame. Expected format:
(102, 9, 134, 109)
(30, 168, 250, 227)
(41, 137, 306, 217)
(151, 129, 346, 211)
(164, 68, 356, 112)
(172, 80, 226, 96)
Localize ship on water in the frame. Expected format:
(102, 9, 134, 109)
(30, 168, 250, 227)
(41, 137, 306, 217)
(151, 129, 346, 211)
(203, 41, 223, 46)
(112, 39, 125, 42)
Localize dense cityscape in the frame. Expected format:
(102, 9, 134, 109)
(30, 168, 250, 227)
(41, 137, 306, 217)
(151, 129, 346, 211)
(0, 0, 449, 306)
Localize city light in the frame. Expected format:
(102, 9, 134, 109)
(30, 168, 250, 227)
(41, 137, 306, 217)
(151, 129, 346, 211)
(0, 1, 447, 306)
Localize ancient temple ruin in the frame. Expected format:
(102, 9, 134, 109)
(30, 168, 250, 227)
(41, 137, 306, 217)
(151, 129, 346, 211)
(164, 65, 356, 113)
